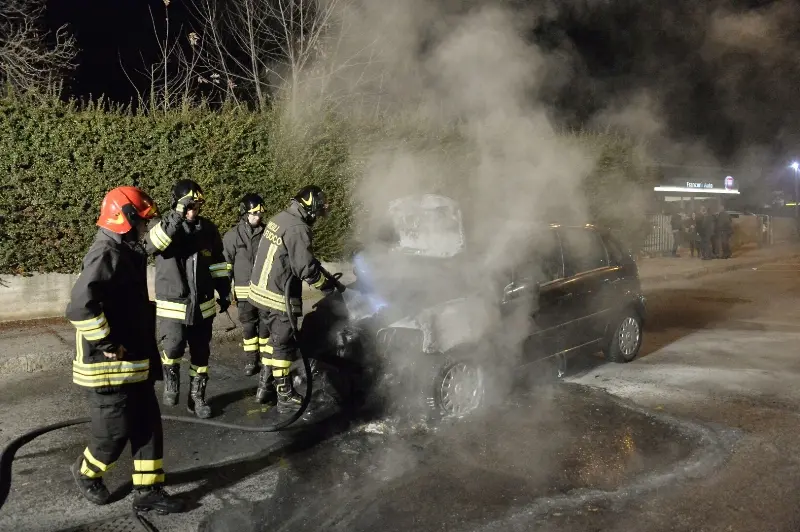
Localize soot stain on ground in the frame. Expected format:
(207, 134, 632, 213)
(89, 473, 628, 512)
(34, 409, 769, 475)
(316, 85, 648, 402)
(198, 384, 704, 532)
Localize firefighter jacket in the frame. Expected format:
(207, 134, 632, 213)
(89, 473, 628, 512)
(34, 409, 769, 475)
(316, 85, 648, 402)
(145, 211, 231, 325)
(66, 229, 159, 390)
(248, 202, 327, 316)
(222, 219, 264, 302)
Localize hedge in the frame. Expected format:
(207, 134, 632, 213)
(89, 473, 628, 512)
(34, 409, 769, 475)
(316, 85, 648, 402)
(0, 97, 354, 274)
(0, 95, 654, 275)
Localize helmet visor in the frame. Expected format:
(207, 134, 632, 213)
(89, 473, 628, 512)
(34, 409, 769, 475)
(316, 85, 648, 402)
(140, 203, 159, 219)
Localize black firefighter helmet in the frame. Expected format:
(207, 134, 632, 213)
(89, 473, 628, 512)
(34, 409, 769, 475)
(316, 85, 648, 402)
(293, 185, 329, 224)
(171, 179, 205, 209)
(239, 193, 265, 217)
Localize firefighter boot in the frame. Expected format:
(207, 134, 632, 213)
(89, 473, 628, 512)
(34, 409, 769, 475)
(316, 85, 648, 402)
(162, 364, 180, 406)
(71, 455, 110, 505)
(187, 375, 212, 419)
(275, 375, 305, 415)
(132, 486, 185, 515)
(244, 352, 259, 376)
(254, 365, 277, 405)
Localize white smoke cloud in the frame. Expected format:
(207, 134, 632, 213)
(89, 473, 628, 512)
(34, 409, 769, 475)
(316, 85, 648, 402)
(287, 0, 603, 417)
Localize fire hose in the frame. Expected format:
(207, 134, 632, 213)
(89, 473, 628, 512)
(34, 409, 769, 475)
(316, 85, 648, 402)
(0, 272, 347, 514)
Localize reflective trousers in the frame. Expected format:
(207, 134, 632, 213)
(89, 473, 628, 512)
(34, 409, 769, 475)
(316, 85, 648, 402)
(257, 309, 296, 377)
(78, 382, 165, 488)
(158, 317, 213, 377)
(237, 300, 264, 358)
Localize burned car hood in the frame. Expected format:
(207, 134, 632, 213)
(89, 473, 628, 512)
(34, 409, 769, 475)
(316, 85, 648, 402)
(386, 194, 465, 258)
(342, 194, 501, 353)
(348, 193, 470, 318)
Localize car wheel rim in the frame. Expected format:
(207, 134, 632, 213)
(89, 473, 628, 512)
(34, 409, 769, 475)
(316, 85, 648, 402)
(440, 362, 484, 418)
(618, 317, 640, 357)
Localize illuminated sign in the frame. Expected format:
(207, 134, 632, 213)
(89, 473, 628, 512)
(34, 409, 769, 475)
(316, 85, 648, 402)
(724, 176, 735, 190)
(686, 182, 714, 189)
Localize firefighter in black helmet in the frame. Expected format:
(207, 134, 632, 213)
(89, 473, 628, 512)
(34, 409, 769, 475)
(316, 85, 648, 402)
(145, 179, 231, 419)
(248, 185, 340, 413)
(222, 193, 267, 376)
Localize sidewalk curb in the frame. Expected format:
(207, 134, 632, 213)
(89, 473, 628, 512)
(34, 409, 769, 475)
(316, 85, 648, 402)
(0, 302, 318, 377)
(0, 328, 246, 377)
(0, 350, 75, 376)
(1, 250, 798, 377)
(638, 251, 800, 285)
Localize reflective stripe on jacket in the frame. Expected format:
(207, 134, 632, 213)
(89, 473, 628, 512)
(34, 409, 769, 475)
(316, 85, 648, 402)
(66, 229, 158, 390)
(248, 202, 326, 316)
(222, 219, 264, 302)
(145, 213, 231, 325)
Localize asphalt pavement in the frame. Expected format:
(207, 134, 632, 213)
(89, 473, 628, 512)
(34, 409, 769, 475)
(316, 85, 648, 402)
(1, 251, 800, 531)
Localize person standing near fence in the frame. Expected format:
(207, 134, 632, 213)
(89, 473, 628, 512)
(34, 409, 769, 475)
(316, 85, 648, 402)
(670, 209, 684, 257)
(711, 208, 721, 258)
(685, 212, 699, 258)
(699, 206, 714, 260)
(717, 207, 732, 259)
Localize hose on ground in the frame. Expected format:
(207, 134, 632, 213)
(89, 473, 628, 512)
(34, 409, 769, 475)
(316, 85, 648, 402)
(0, 274, 335, 512)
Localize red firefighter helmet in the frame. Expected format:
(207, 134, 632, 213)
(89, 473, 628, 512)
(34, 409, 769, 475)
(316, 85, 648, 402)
(97, 186, 159, 234)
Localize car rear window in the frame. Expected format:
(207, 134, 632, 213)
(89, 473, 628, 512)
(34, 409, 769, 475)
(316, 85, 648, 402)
(560, 228, 609, 276)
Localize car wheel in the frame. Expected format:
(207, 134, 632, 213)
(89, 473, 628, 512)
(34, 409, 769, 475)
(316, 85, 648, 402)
(605, 310, 643, 363)
(429, 358, 486, 419)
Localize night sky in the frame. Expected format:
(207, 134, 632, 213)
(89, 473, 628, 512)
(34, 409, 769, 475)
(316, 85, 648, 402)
(44, 0, 800, 190)
(44, 0, 190, 103)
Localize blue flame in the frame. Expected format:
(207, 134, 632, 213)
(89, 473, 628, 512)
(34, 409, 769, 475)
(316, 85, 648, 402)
(351, 252, 389, 315)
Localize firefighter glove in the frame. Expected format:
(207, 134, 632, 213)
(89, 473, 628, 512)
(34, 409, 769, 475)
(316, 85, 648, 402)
(175, 194, 197, 216)
(103, 345, 127, 361)
(217, 297, 231, 313)
(319, 276, 344, 295)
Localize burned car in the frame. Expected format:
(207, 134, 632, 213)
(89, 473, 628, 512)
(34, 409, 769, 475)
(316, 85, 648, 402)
(297, 195, 647, 420)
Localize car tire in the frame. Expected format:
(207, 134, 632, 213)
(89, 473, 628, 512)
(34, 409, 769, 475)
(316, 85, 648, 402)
(427, 356, 486, 420)
(605, 310, 643, 363)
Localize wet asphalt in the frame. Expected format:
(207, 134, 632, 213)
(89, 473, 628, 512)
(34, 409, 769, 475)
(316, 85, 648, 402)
(196, 384, 716, 532)
(1, 258, 799, 531)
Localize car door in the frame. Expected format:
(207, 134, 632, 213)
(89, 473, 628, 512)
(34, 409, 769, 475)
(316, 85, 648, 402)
(599, 231, 637, 321)
(501, 228, 571, 362)
(556, 227, 617, 349)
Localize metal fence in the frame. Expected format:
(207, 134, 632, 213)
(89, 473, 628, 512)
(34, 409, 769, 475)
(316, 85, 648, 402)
(640, 213, 796, 256)
(641, 214, 673, 255)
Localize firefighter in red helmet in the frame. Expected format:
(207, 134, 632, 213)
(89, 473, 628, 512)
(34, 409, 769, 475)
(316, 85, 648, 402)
(66, 186, 184, 513)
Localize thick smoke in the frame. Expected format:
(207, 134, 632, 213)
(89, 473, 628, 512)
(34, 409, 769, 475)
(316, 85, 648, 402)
(286, 0, 799, 413)
(283, 0, 607, 416)
(348, 3, 595, 254)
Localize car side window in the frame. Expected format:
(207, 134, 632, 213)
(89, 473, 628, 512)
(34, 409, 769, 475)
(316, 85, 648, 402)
(515, 229, 564, 284)
(560, 228, 609, 277)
